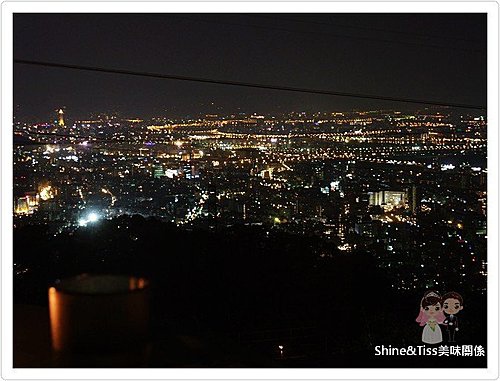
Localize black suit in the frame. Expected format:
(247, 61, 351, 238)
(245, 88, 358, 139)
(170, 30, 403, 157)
(444, 314, 459, 342)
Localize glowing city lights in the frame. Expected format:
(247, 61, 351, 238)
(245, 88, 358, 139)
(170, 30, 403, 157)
(78, 212, 101, 226)
(39, 185, 54, 201)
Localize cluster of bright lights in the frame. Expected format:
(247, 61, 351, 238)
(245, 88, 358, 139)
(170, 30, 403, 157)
(43, 145, 60, 154)
(78, 212, 100, 227)
(338, 243, 352, 251)
(101, 188, 117, 206)
(39, 185, 54, 201)
(164, 169, 178, 179)
(441, 164, 455, 171)
(330, 180, 340, 191)
(64, 155, 79, 162)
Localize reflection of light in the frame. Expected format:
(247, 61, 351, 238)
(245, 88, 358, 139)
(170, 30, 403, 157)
(88, 213, 99, 222)
(48, 287, 62, 351)
(129, 277, 148, 291)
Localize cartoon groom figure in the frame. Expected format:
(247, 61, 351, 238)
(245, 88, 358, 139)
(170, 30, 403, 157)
(442, 292, 463, 343)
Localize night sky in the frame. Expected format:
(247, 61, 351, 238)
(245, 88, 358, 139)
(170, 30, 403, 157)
(14, 13, 486, 120)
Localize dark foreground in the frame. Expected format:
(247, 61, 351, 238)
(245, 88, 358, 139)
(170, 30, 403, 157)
(13, 216, 487, 367)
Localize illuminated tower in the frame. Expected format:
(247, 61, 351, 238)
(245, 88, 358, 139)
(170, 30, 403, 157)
(58, 109, 65, 126)
(408, 184, 418, 215)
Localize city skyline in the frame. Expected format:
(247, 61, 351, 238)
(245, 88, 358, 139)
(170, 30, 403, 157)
(14, 13, 486, 120)
(12, 104, 488, 367)
(13, 106, 488, 292)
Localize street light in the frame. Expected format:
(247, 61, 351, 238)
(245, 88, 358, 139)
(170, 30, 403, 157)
(278, 345, 284, 359)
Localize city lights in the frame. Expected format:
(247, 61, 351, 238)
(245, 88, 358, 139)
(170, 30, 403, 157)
(39, 185, 54, 201)
(78, 212, 101, 226)
(13, 106, 487, 336)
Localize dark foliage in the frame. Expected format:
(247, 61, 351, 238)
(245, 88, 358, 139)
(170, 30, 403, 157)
(13, 216, 487, 367)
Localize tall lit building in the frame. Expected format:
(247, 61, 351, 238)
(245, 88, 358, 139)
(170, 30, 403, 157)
(407, 184, 418, 215)
(25, 191, 40, 208)
(153, 165, 165, 179)
(58, 109, 65, 126)
(369, 190, 407, 212)
(182, 163, 199, 179)
(14, 197, 30, 215)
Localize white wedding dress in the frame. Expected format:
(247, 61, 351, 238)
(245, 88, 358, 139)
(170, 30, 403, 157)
(422, 319, 442, 344)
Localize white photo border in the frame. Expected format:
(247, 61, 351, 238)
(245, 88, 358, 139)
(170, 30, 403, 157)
(1, 1, 498, 379)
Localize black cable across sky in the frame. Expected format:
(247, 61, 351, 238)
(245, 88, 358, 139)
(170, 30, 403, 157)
(14, 59, 486, 111)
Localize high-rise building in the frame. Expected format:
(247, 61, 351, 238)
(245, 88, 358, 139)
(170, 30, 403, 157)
(407, 184, 418, 215)
(182, 163, 199, 180)
(153, 165, 165, 179)
(58, 109, 65, 126)
(369, 190, 407, 212)
(15, 197, 30, 215)
(25, 191, 39, 208)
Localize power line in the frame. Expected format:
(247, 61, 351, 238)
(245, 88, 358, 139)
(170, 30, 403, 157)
(14, 59, 486, 110)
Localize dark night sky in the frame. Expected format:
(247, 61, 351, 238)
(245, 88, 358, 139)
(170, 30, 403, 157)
(14, 13, 486, 120)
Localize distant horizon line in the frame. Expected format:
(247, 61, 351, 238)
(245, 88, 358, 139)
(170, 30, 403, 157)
(13, 107, 487, 123)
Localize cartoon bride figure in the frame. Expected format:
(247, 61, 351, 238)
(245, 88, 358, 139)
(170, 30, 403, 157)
(415, 290, 446, 344)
